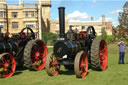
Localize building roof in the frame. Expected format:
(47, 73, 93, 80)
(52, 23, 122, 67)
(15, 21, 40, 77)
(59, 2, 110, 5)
(8, 5, 22, 9)
(23, 4, 37, 8)
(7, 3, 38, 10)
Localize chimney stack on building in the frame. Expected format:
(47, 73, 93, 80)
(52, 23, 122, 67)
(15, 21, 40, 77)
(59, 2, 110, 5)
(91, 16, 94, 21)
(19, 0, 24, 5)
(102, 14, 105, 22)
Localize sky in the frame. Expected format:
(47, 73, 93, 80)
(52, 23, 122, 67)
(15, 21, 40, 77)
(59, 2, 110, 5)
(5, 0, 128, 26)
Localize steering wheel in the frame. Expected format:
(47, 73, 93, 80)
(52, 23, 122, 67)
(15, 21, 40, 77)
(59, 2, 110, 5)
(85, 26, 96, 46)
(20, 27, 35, 39)
(86, 26, 96, 39)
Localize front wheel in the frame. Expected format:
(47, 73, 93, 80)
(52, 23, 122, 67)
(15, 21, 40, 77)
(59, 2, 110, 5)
(0, 53, 16, 78)
(45, 52, 60, 76)
(74, 51, 88, 78)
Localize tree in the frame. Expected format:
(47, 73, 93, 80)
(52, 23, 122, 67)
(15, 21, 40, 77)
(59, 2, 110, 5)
(118, 2, 128, 40)
(42, 32, 59, 46)
(101, 27, 107, 41)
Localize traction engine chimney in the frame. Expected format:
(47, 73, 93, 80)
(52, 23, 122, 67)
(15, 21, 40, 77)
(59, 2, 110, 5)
(58, 7, 65, 39)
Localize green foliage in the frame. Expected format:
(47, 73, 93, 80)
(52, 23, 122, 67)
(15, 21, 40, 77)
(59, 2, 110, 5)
(42, 32, 59, 46)
(101, 27, 107, 40)
(106, 35, 114, 44)
(97, 35, 114, 44)
(96, 35, 101, 39)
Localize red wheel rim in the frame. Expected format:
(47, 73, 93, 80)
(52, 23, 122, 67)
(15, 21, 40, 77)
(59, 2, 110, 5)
(99, 40, 108, 70)
(0, 53, 16, 78)
(80, 53, 88, 78)
(49, 53, 60, 76)
(31, 40, 48, 70)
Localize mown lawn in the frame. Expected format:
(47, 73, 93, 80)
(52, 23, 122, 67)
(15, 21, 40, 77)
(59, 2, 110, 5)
(1, 44, 128, 85)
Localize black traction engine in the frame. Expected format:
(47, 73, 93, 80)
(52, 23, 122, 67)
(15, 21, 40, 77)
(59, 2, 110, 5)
(0, 27, 47, 78)
(45, 7, 108, 78)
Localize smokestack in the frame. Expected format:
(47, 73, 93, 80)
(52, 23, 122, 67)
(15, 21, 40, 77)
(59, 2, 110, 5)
(58, 7, 65, 38)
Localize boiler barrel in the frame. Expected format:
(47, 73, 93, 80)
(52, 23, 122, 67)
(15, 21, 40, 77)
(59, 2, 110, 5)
(54, 41, 81, 58)
(0, 42, 17, 54)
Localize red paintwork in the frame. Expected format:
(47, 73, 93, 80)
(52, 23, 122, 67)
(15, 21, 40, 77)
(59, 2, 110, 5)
(31, 40, 48, 70)
(21, 33, 26, 38)
(49, 56, 60, 76)
(80, 31, 87, 37)
(99, 40, 108, 70)
(0, 53, 16, 78)
(79, 31, 87, 39)
(80, 53, 88, 78)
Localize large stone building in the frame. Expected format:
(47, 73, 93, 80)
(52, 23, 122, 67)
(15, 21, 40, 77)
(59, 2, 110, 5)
(0, 0, 51, 39)
(51, 15, 112, 35)
(0, 0, 112, 40)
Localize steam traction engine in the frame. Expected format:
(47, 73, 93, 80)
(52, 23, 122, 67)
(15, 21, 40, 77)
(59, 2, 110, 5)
(45, 7, 108, 78)
(0, 27, 47, 78)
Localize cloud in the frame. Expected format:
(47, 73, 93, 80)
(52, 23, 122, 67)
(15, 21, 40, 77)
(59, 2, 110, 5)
(93, 0, 96, 3)
(68, 10, 89, 22)
(110, 9, 123, 15)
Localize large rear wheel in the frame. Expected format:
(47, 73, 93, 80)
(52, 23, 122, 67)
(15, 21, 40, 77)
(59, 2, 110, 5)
(24, 40, 47, 70)
(0, 53, 16, 78)
(91, 38, 108, 70)
(74, 51, 88, 78)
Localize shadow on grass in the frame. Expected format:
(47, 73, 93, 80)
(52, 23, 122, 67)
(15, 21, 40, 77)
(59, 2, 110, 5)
(16, 66, 28, 71)
(28, 68, 45, 71)
(13, 71, 22, 76)
(124, 62, 128, 64)
(59, 70, 75, 75)
(29, 68, 37, 71)
(59, 70, 90, 77)
(91, 66, 108, 71)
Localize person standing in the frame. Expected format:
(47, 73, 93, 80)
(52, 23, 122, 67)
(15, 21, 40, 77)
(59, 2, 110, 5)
(118, 41, 126, 64)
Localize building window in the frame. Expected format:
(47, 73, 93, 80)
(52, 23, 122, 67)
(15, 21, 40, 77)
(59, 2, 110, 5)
(0, 22, 5, 29)
(0, 12, 4, 18)
(26, 24, 35, 28)
(12, 12, 18, 18)
(25, 22, 36, 29)
(12, 22, 18, 29)
(24, 12, 34, 17)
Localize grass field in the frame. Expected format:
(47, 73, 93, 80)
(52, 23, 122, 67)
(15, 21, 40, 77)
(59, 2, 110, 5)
(1, 44, 128, 85)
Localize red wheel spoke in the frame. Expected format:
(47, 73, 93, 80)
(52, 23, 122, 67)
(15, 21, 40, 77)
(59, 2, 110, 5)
(7, 68, 12, 73)
(40, 53, 44, 57)
(99, 54, 102, 58)
(38, 47, 43, 52)
(56, 65, 60, 70)
(31, 50, 36, 54)
(80, 58, 84, 68)
(8, 59, 13, 64)
(53, 58, 57, 63)
(0, 63, 3, 66)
